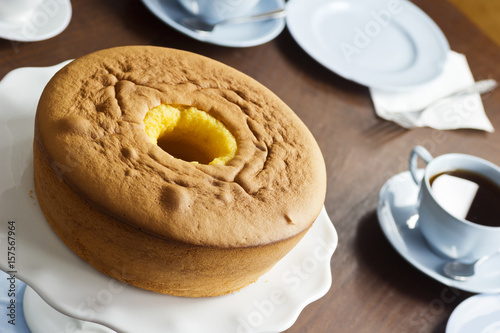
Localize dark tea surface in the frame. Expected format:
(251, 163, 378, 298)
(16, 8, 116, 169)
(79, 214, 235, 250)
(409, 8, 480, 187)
(430, 170, 500, 227)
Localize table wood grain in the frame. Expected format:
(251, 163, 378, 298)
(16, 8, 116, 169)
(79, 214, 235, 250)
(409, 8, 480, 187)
(1, 1, 499, 332)
(447, 0, 500, 48)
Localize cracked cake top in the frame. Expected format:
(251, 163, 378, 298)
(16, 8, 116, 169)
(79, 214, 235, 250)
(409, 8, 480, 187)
(34, 46, 326, 247)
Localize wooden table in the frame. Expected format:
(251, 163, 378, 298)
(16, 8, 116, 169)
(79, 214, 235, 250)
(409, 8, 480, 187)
(448, 0, 500, 48)
(2, 0, 499, 332)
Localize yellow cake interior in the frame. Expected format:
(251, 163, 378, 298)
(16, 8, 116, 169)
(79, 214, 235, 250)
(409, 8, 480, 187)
(144, 104, 237, 165)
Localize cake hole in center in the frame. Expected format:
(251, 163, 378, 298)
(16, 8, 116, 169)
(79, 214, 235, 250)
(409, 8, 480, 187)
(157, 135, 214, 165)
(143, 104, 237, 165)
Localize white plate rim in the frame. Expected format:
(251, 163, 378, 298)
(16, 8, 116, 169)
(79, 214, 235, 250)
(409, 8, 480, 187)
(286, 0, 450, 90)
(446, 294, 500, 333)
(0, 61, 338, 333)
(0, 0, 71, 42)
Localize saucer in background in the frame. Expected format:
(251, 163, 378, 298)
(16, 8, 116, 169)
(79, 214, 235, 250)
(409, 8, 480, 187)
(141, 0, 286, 47)
(286, 0, 449, 90)
(446, 294, 500, 333)
(0, 0, 71, 42)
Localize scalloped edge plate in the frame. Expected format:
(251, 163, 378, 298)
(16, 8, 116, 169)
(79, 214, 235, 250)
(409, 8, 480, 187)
(0, 61, 337, 333)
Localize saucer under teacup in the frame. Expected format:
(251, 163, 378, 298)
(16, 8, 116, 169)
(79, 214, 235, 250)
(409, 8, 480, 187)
(377, 170, 500, 293)
(141, 0, 285, 47)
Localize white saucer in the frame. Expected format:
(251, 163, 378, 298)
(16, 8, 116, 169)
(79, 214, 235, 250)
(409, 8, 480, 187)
(141, 0, 285, 47)
(286, 0, 449, 90)
(0, 62, 338, 333)
(377, 170, 500, 293)
(0, 0, 71, 42)
(446, 294, 500, 333)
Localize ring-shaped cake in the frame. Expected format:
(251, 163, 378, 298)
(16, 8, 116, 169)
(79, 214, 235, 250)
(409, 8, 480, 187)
(33, 46, 326, 297)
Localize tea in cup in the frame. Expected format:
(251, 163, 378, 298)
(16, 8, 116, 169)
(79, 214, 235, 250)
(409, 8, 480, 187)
(177, 0, 260, 22)
(409, 145, 500, 261)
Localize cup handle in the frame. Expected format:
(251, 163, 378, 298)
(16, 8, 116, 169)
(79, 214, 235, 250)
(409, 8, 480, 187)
(409, 146, 434, 185)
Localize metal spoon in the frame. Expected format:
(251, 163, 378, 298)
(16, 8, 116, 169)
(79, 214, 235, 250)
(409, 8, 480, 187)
(443, 251, 500, 281)
(179, 9, 286, 34)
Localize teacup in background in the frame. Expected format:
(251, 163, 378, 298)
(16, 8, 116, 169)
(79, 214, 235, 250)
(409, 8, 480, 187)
(0, 0, 42, 22)
(178, 0, 260, 22)
(409, 145, 500, 262)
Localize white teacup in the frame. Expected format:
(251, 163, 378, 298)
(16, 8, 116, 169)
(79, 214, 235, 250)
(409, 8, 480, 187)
(0, 0, 41, 22)
(178, 0, 260, 22)
(409, 145, 500, 262)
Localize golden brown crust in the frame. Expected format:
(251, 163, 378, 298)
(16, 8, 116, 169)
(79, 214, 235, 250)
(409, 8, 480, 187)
(35, 46, 326, 248)
(33, 144, 308, 297)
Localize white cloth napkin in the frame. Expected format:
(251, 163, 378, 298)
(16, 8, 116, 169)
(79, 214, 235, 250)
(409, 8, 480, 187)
(370, 51, 495, 132)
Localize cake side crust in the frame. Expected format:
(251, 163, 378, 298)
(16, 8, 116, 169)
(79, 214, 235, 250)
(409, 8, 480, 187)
(33, 143, 308, 297)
